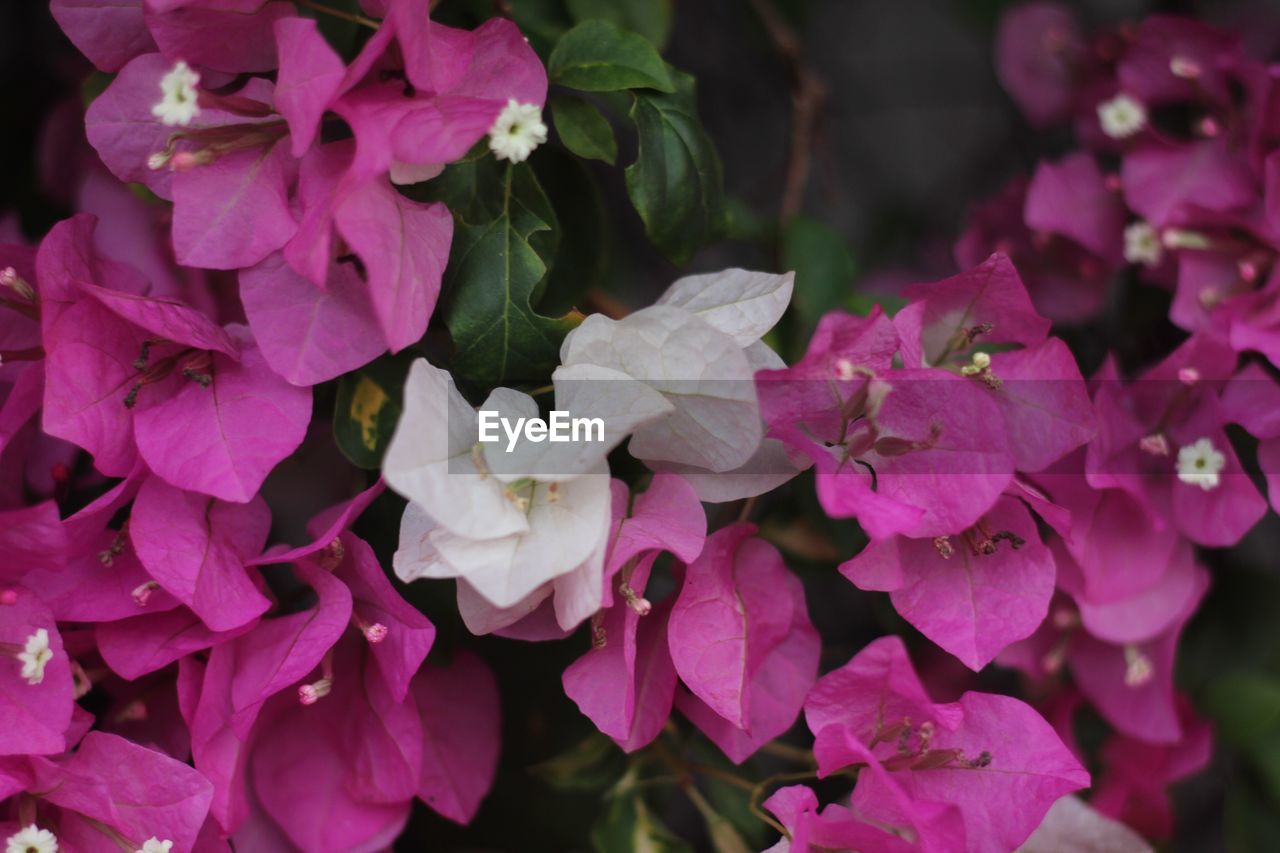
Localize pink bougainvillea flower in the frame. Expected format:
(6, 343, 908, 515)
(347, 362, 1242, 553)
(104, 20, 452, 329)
(49, 0, 155, 72)
(994, 2, 1084, 128)
(332, 532, 436, 703)
(806, 636, 1089, 853)
(956, 178, 1116, 323)
(37, 216, 311, 498)
(144, 0, 296, 74)
(894, 254, 1050, 368)
(130, 475, 273, 631)
(1024, 152, 1127, 265)
(894, 254, 1096, 472)
(561, 475, 705, 750)
(759, 299, 1022, 540)
(674, 569, 819, 763)
(841, 494, 1056, 671)
(666, 523, 819, 763)
(1121, 139, 1257, 229)
(1221, 361, 1280, 512)
(668, 524, 790, 729)
(82, 6, 545, 361)
(768, 366, 1014, 540)
(1086, 335, 1266, 547)
(1066, 578, 1206, 746)
(11, 731, 213, 853)
(0, 587, 75, 756)
(1090, 699, 1213, 839)
(241, 642, 499, 848)
(245, 637, 414, 851)
(185, 560, 352, 832)
(1116, 15, 1245, 107)
(1000, 549, 1209, 745)
(762, 770, 965, 853)
(0, 501, 65, 582)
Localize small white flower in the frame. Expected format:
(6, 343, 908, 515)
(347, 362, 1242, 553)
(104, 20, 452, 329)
(1123, 221, 1162, 267)
(488, 99, 547, 163)
(17, 628, 53, 685)
(151, 60, 201, 127)
(1176, 436, 1226, 490)
(135, 837, 173, 853)
(1097, 93, 1146, 139)
(5, 825, 58, 853)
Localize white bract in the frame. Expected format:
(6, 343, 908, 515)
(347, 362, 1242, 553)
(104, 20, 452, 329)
(386, 360, 622, 625)
(559, 269, 804, 500)
(1097, 93, 1146, 139)
(386, 268, 800, 629)
(1124, 221, 1162, 267)
(1176, 436, 1225, 490)
(6, 825, 58, 853)
(136, 840, 173, 853)
(1018, 795, 1153, 853)
(151, 61, 201, 127)
(488, 99, 547, 163)
(18, 628, 52, 685)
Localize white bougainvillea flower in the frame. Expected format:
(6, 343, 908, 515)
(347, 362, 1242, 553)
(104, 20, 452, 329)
(136, 839, 174, 853)
(383, 360, 531, 542)
(150, 60, 201, 127)
(561, 306, 763, 472)
(18, 628, 53, 685)
(1097, 93, 1146, 139)
(488, 99, 548, 163)
(1176, 436, 1225, 490)
(480, 363, 673, 483)
(560, 268, 804, 496)
(394, 466, 611, 613)
(1124, 220, 1162, 267)
(6, 825, 58, 853)
(654, 268, 795, 347)
(386, 358, 621, 619)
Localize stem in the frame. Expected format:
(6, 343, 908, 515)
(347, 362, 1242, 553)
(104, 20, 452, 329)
(759, 741, 817, 766)
(0, 346, 44, 362)
(0, 295, 38, 322)
(295, 0, 379, 29)
(527, 384, 555, 397)
(748, 0, 828, 223)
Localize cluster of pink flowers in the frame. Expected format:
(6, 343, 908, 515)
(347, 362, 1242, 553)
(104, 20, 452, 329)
(0, 0, 1275, 850)
(2, 1, 540, 850)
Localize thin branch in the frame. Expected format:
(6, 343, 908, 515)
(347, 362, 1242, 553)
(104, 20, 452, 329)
(295, 0, 379, 29)
(749, 0, 828, 222)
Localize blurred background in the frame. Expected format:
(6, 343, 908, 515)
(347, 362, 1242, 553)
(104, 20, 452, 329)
(6, 0, 1280, 850)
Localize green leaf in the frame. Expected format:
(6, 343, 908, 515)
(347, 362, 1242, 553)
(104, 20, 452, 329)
(591, 792, 693, 853)
(782, 216, 857, 338)
(332, 353, 416, 469)
(533, 147, 611, 315)
(548, 20, 675, 93)
(625, 72, 726, 265)
(685, 737, 769, 849)
(508, 0, 573, 58)
(565, 0, 673, 49)
(530, 733, 628, 793)
(551, 94, 618, 165)
(1228, 778, 1280, 849)
(440, 164, 581, 386)
(683, 784, 752, 853)
(410, 157, 506, 224)
(1205, 672, 1280, 746)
